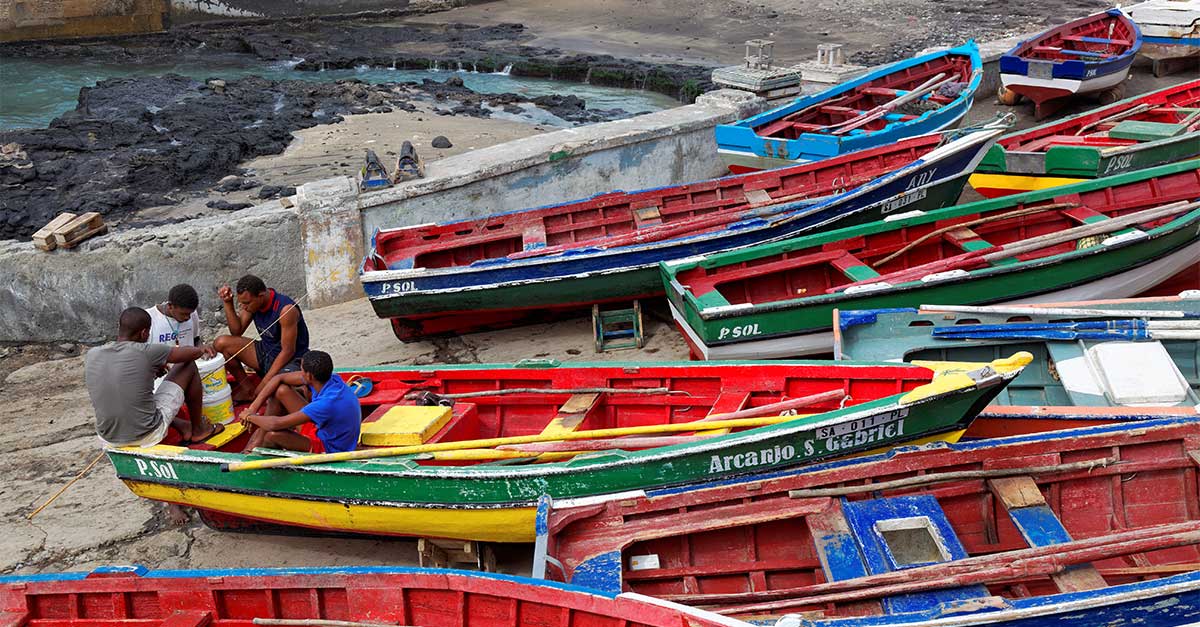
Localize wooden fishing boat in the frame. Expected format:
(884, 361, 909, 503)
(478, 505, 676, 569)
(971, 78, 1200, 198)
(361, 126, 1003, 342)
(831, 295, 1200, 435)
(1126, 0, 1200, 47)
(540, 418, 1200, 626)
(0, 565, 749, 627)
(663, 160, 1200, 361)
(1142, 263, 1200, 296)
(715, 42, 982, 173)
(998, 9, 1142, 119)
(104, 356, 1028, 543)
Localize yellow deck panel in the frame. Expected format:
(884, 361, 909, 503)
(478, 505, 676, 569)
(361, 405, 453, 446)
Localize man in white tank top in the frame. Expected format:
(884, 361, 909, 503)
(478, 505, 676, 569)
(146, 284, 202, 347)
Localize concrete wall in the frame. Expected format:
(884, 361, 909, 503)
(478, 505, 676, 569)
(0, 203, 302, 343)
(168, 0, 411, 21)
(0, 90, 764, 343)
(357, 89, 767, 241)
(0, 0, 165, 42)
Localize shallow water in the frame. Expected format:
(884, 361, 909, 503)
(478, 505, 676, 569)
(0, 57, 680, 130)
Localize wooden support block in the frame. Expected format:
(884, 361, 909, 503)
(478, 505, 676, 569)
(541, 393, 602, 437)
(31, 212, 77, 251)
(52, 212, 107, 249)
(417, 538, 449, 569)
(743, 189, 772, 205)
(418, 538, 495, 571)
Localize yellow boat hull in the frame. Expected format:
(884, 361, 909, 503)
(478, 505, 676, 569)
(968, 172, 1086, 199)
(125, 481, 539, 543)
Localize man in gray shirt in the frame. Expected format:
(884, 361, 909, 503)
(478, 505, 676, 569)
(86, 308, 222, 447)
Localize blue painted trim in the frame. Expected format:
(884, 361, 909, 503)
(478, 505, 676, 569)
(715, 42, 982, 164)
(999, 9, 1142, 82)
(1143, 35, 1200, 46)
(0, 565, 623, 598)
(838, 308, 920, 330)
(361, 140, 987, 294)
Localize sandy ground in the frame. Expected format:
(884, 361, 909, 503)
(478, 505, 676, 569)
(135, 103, 548, 222)
(0, 299, 689, 576)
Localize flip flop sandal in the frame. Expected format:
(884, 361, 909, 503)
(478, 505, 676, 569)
(347, 376, 375, 399)
(190, 422, 226, 444)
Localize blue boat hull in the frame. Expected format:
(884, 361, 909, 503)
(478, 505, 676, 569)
(361, 129, 1000, 325)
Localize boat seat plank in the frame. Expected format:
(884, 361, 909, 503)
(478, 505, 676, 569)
(843, 495, 989, 613)
(158, 611, 213, 627)
(758, 116, 798, 137)
(523, 225, 548, 251)
(1062, 205, 1109, 225)
(540, 393, 603, 437)
(696, 391, 753, 436)
(943, 227, 992, 252)
(808, 500, 884, 615)
(1045, 342, 1110, 406)
(744, 189, 773, 206)
(633, 204, 665, 229)
(831, 252, 881, 282)
(861, 87, 903, 98)
(988, 476, 1109, 593)
(1062, 35, 1131, 47)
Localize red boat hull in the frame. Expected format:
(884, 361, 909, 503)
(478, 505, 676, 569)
(0, 567, 741, 626)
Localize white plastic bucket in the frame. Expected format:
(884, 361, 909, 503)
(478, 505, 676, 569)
(201, 385, 234, 425)
(197, 356, 230, 398)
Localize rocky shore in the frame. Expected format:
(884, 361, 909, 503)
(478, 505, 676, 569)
(0, 19, 714, 241)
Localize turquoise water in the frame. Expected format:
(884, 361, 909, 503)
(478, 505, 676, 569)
(0, 57, 680, 130)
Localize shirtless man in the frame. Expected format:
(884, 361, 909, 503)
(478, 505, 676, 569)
(213, 275, 310, 401)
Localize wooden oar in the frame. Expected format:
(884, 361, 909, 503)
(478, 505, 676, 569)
(223, 415, 807, 472)
(1072, 102, 1153, 135)
(830, 73, 953, 136)
(871, 203, 1070, 267)
(503, 390, 841, 456)
(829, 199, 1197, 294)
(921, 303, 1200, 319)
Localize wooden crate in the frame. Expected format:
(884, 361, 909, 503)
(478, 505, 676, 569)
(51, 212, 107, 249)
(31, 213, 77, 251)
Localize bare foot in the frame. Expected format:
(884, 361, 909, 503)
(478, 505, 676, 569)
(165, 504, 191, 527)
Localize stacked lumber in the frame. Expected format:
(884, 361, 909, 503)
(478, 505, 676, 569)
(31, 212, 107, 251)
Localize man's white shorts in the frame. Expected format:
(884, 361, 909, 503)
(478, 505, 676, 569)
(99, 380, 185, 448)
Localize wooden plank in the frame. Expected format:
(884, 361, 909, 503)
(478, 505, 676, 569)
(696, 391, 753, 436)
(0, 611, 30, 627)
(807, 500, 882, 615)
(743, 189, 772, 205)
(31, 212, 76, 251)
(539, 393, 602, 437)
(52, 212, 106, 249)
(989, 476, 1047, 510)
(988, 476, 1109, 593)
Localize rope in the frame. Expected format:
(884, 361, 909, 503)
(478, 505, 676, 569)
(27, 451, 105, 520)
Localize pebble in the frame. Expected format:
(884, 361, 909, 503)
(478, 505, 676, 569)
(431, 135, 453, 149)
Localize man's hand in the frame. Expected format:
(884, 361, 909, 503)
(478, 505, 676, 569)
(218, 285, 234, 303)
(200, 344, 218, 359)
(239, 407, 256, 425)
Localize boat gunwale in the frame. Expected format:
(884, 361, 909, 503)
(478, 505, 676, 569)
(674, 208, 1200, 323)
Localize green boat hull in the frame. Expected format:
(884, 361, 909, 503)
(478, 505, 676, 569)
(977, 132, 1200, 179)
(663, 161, 1200, 358)
(104, 358, 1020, 541)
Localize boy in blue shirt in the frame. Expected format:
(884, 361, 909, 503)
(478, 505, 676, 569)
(238, 350, 360, 454)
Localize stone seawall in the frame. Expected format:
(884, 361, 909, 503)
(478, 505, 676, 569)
(0, 204, 301, 343)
